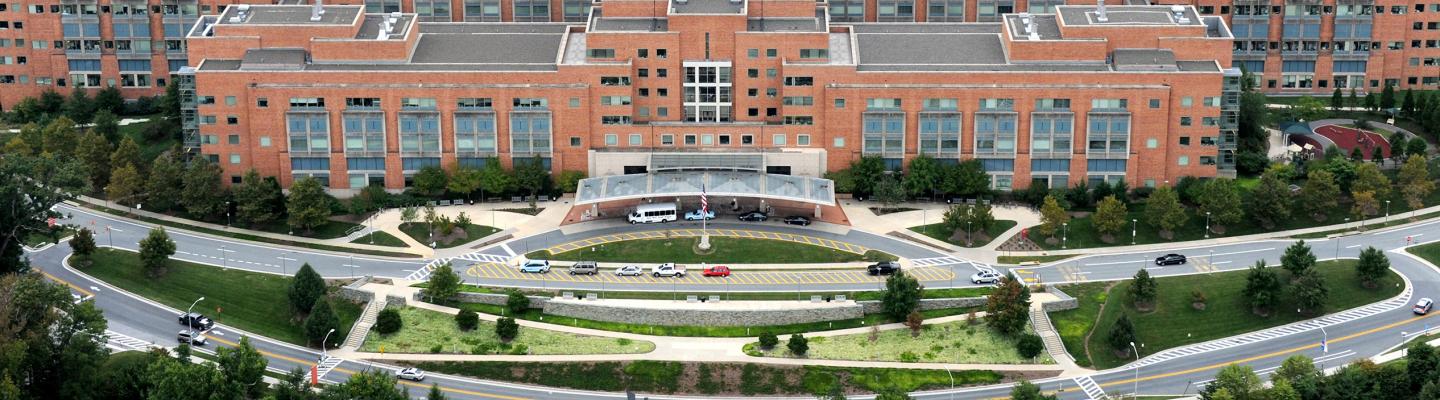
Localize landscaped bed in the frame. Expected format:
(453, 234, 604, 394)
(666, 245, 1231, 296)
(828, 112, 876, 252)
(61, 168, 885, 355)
(747, 320, 1053, 365)
(360, 307, 654, 355)
(909, 220, 1018, 248)
(75, 248, 363, 347)
(459, 302, 979, 337)
(348, 231, 408, 247)
(398, 222, 499, 249)
(527, 237, 896, 264)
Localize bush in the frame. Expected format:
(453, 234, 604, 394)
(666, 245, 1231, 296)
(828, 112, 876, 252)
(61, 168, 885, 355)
(454, 310, 479, 331)
(495, 317, 519, 341)
(1016, 334, 1045, 359)
(374, 308, 402, 334)
(505, 290, 530, 315)
(787, 334, 809, 356)
(758, 332, 779, 349)
(140, 119, 177, 143)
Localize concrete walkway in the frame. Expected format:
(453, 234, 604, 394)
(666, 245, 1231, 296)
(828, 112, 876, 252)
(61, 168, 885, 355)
(839, 200, 1043, 264)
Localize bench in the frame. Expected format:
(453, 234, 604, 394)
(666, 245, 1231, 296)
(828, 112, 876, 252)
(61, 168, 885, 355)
(686, 295, 699, 303)
(708, 295, 721, 303)
(511, 196, 524, 203)
(810, 295, 823, 303)
(834, 295, 847, 302)
(585, 293, 598, 301)
(562, 292, 574, 300)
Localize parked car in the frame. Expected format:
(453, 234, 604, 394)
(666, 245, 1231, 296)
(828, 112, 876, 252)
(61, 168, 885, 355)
(568, 261, 598, 275)
(652, 263, 686, 278)
(867, 261, 901, 276)
(1417, 298, 1434, 315)
(702, 265, 732, 277)
(615, 265, 644, 276)
(971, 270, 1003, 284)
(178, 312, 214, 331)
(782, 216, 811, 226)
(395, 367, 426, 381)
(684, 209, 716, 221)
(177, 330, 207, 346)
(1154, 254, 1187, 266)
(738, 211, 768, 222)
(519, 260, 551, 273)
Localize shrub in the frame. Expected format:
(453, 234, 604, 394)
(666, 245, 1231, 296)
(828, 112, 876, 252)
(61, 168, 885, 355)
(1016, 334, 1045, 359)
(899, 351, 920, 363)
(505, 290, 530, 315)
(429, 345, 443, 354)
(374, 308, 402, 334)
(787, 334, 809, 356)
(454, 310, 479, 331)
(758, 332, 779, 349)
(495, 317, 519, 341)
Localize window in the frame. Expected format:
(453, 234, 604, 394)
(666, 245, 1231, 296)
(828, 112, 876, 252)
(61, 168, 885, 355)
(227, 135, 240, 145)
(569, 137, 582, 146)
(398, 112, 442, 154)
(257, 98, 269, 108)
(799, 49, 828, 59)
(1034, 98, 1070, 110)
(772, 134, 786, 146)
(719, 135, 731, 145)
(742, 135, 754, 145)
(509, 111, 552, 157)
(979, 98, 1014, 110)
(601, 116, 632, 125)
(1181, 97, 1193, 107)
(864, 111, 905, 156)
(287, 113, 331, 153)
(1087, 114, 1130, 154)
(230, 154, 241, 165)
(661, 134, 674, 145)
(225, 96, 237, 106)
(638, 49, 649, 58)
(835, 98, 846, 108)
(1031, 113, 1073, 155)
(701, 135, 714, 145)
(918, 111, 961, 156)
(684, 135, 697, 145)
(656, 49, 667, 58)
(782, 96, 814, 106)
(290, 97, 325, 108)
(226, 116, 238, 125)
(600, 76, 631, 86)
(766, 49, 777, 58)
(1180, 116, 1193, 126)
(599, 96, 631, 106)
(783, 116, 813, 125)
(783, 76, 813, 86)
(604, 134, 618, 146)
(1149, 99, 1161, 108)
(259, 137, 272, 147)
(747, 49, 759, 58)
(629, 134, 642, 146)
(343, 112, 386, 154)
(834, 137, 845, 148)
(587, 49, 615, 58)
(1090, 98, 1127, 110)
(1178, 156, 1190, 166)
(1179, 137, 1191, 146)
(974, 113, 1017, 156)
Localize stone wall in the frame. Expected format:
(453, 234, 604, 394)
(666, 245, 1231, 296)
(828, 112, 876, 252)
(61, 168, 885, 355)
(423, 290, 550, 309)
(1042, 286, 1080, 312)
(857, 297, 988, 314)
(540, 300, 866, 327)
(336, 276, 373, 303)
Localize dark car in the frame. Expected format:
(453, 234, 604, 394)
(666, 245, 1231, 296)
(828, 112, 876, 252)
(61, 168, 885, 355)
(867, 262, 902, 276)
(178, 312, 214, 330)
(1155, 254, 1187, 266)
(738, 211, 768, 222)
(783, 216, 811, 226)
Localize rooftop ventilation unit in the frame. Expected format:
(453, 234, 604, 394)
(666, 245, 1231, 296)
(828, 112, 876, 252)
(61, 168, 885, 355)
(675, 0, 687, 4)
(390, 11, 402, 18)
(387, 16, 398, 25)
(236, 4, 250, 11)
(377, 31, 389, 40)
(229, 15, 242, 22)
(310, 0, 323, 21)
(1095, 0, 1107, 22)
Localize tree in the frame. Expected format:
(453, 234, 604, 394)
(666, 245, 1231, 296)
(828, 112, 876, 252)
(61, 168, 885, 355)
(1016, 334, 1045, 359)
(1129, 268, 1158, 310)
(91, 110, 119, 142)
(304, 298, 340, 347)
(138, 227, 176, 278)
(455, 310, 479, 331)
(181, 157, 227, 219)
(273, 368, 319, 400)
(849, 156, 887, 196)
(217, 336, 268, 398)
(1411, 137, 1430, 157)
(1331, 87, 1344, 111)
(1374, 146, 1387, 165)
(1036, 195, 1069, 239)
(1350, 147, 1365, 162)
(477, 158, 513, 201)
(375, 308, 403, 334)
(1353, 163, 1392, 199)
(943, 159, 992, 198)
(412, 165, 450, 197)
(1198, 178, 1243, 233)
(76, 131, 112, 190)
(787, 333, 809, 356)
(1144, 186, 1188, 238)
(1382, 84, 1397, 110)
(1010, 380, 1057, 400)
(1352, 190, 1380, 221)
(105, 164, 144, 206)
(882, 271, 924, 320)
(94, 85, 124, 115)
(144, 152, 185, 212)
(1108, 314, 1137, 355)
(288, 263, 326, 316)
(1093, 195, 1128, 242)
(555, 170, 586, 194)
(1243, 261, 1283, 315)
(1249, 171, 1292, 229)
(1404, 88, 1419, 117)
(0, 154, 87, 274)
(447, 166, 483, 200)
(874, 386, 913, 400)
(64, 88, 95, 124)
(1281, 240, 1317, 277)
(495, 316, 519, 341)
(758, 332, 779, 349)
(417, 262, 463, 306)
(38, 89, 65, 116)
(0, 274, 111, 399)
(1202, 364, 1263, 400)
(428, 383, 449, 400)
(904, 310, 924, 337)
(1301, 169, 1341, 221)
(903, 155, 943, 198)
(1410, 341, 1440, 391)
(505, 290, 531, 315)
(287, 177, 331, 234)
(1356, 246, 1390, 288)
(320, 369, 408, 400)
(146, 350, 240, 400)
(1291, 267, 1329, 314)
(160, 81, 182, 120)
(1291, 96, 1329, 122)
(233, 169, 280, 227)
(1400, 154, 1435, 211)
(41, 117, 81, 157)
(873, 173, 907, 210)
(70, 228, 96, 265)
(984, 274, 1031, 336)
(513, 157, 550, 208)
(1274, 355, 1322, 400)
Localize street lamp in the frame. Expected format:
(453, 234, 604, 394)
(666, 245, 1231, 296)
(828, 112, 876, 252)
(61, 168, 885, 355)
(966, 220, 973, 247)
(321, 328, 337, 357)
(1386, 200, 1393, 226)
(277, 254, 287, 276)
(1131, 219, 1138, 245)
(220, 245, 228, 269)
(1063, 222, 1069, 249)
(1205, 211, 1212, 239)
(225, 201, 232, 227)
(1336, 218, 1349, 259)
(349, 254, 356, 278)
(1129, 341, 1141, 397)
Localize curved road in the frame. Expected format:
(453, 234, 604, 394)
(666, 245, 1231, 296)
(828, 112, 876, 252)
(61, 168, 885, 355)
(32, 203, 1440, 399)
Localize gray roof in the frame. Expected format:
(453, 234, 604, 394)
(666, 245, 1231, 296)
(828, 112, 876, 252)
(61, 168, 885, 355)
(593, 18, 668, 32)
(850, 23, 1000, 34)
(855, 33, 1007, 66)
(747, 18, 822, 32)
(198, 59, 242, 71)
(355, 14, 414, 39)
(1112, 48, 1176, 70)
(1004, 14, 1061, 40)
(1177, 60, 1220, 71)
(419, 23, 570, 34)
(218, 5, 360, 25)
(1058, 5, 1203, 26)
(670, 0, 744, 14)
(575, 171, 836, 206)
(240, 48, 306, 70)
(857, 63, 1110, 72)
(409, 33, 562, 64)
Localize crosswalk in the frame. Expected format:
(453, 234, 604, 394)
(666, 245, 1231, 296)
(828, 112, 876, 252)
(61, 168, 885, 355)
(106, 330, 161, 351)
(315, 355, 345, 381)
(1057, 264, 1089, 282)
(461, 263, 957, 286)
(911, 256, 965, 267)
(1072, 375, 1108, 399)
(404, 258, 451, 281)
(457, 252, 511, 264)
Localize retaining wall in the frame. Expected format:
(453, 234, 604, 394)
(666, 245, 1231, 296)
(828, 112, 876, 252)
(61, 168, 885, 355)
(857, 297, 988, 314)
(1042, 286, 1080, 312)
(336, 276, 373, 303)
(421, 290, 550, 309)
(540, 300, 866, 327)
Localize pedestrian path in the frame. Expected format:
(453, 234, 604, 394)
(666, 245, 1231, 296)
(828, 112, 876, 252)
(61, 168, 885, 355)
(106, 330, 161, 352)
(341, 296, 387, 350)
(539, 228, 874, 255)
(1072, 375, 1109, 399)
(314, 355, 346, 381)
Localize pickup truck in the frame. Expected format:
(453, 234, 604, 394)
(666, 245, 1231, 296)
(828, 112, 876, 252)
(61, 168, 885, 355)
(652, 263, 686, 278)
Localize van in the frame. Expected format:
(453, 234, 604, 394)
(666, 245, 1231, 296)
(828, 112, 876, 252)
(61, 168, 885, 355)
(569, 261, 598, 275)
(628, 203, 678, 224)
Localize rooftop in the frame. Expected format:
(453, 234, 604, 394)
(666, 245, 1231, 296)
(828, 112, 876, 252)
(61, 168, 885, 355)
(1111, 48, 1177, 71)
(239, 48, 306, 70)
(575, 171, 836, 206)
(1004, 14, 1061, 41)
(593, 17, 669, 31)
(746, 17, 823, 32)
(410, 32, 562, 64)
(670, 0, 745, 14)
(217, 5, 361, 25)
(354, 14, 414, 39)
(1057, 5, 1203, 26)
(854, 31, 1007, 66)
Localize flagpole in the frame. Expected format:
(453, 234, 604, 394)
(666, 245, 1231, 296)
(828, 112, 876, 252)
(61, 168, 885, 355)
(699, 184, 711, 251)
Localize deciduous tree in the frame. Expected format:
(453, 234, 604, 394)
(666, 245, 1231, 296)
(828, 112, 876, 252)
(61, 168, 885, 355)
(1129, 268, 1158, 310)
(64, 88, 94, 124)
(94, 85, 124, 115)
(1036, 195, 1069, 239)
(1356, 246, 1390, 288)
(849, 156, 886, 196)
(495, 317, 519, 341)
(1291, 267, 1329, 315)
(1301, 169, 1341, 221)
(138, 227, 175, 277)
(286, 177, 331, 234)
(555, 170, 585, 194)
(181, 157, 228, 219)
(216, 336, 269, 398)
(1144, 186, 1188, 238)
(0, 154, 86, 274)
(448, 166, 484, 200)
(1198, 178, 1243, 233)
(1399, 154, 1435, 211)
(70, 228, 96, 265)
(787, 333, 809, 356)
(1093, 195, 1128, 242)
(882, 271, 923, 319)
(513, 157, 550, 208)
(320, 369, 407, 400)
(1010, 380, 1057, 400)
(427, 262, 462, 304)
(375, 308, 402, 334)
(1202, 364, 1263, 400)
(91, 110, 119, 142)
(1352, 162, 1391, 199)
(1249, 170, 1291, 229)
(76, 131, 111, 190)
(873, 174, 907, 210)
(105, 164, 143, 206)
(984, 274, 1031, 336)
(943, 159, 991, 198)
(41, 117, 80, 157)
(903, 155, 943, 198)
(1352, 190, 1380, 220)
(234, 169, 281, 227)
(144, 152, 185, 212)
(412, 165, 450, 197)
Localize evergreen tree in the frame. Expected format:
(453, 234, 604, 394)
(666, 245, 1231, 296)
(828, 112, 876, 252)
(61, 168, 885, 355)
(428, 384, 449, 400)
(1356, 246, 1390, 288)
(288, 263, 326, 316)
(1107, 314, 1137, 355)
(161, 82, 182, 120)
(984, 274, 1031, 336)
(91, 110, 119, 142)
(1243, 261, 1283, 315)
(882, 271, 924, 320)
(787, 333, 810, 356)
(93, 85, 124, 115)
(495, 317, 519, 341)
(1331, 87, 1344, 110)
(64, 88, 95, 124)
(1404, 88, 1418, 117)
(304, 298, 340, 347)
(69, 228, 97, 266)
(1129, 268, 1158, 309)
(1381, 84, 1397, 110)
(1349, 87, 1359, 108)
(1281, 240, 1317, 277)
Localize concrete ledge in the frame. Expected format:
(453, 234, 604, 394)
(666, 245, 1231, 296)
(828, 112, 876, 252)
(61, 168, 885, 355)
(857, 297, 987, 314)
(1042, 286, 1080, 312)
(541, 298, 864, 327)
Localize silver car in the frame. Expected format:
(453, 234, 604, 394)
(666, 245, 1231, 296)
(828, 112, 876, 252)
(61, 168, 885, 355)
(970, 270, 1002, 284)
(615, 265, 644, 276)
(396, 367, 426, 381)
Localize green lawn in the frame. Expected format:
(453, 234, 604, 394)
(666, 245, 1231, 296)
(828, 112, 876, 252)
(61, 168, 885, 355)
(1046, 282, 1113, 368)
(249, 219, 361, 240)
(909, 220, 1018, 248)
(527, 237, 896, 264)
(1075, 260, 1401, 369)
(361, 307, 653, 355)
(24, 226, 75, 247)
(77, 203, 419, 258)
(348, 231, 408, 247)
(458, 303, 977, 337)
(748, 320, 1053, 364)
(1406, 241, 1440, 266)
(998, 255, 1077, 265)
(419, 283, 990, 302)
(412, 360, 1003, 395)
(77, 248, 363, 347)
(116, 115, 175, 163)
(398, 222, 500, 249)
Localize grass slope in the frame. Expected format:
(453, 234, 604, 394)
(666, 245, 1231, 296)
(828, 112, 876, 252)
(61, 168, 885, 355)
(361, 307, 653, 355)
(528, 237, 895, 264)
(458, 303, 977, 337)
(749, 320, 1053, 364)
(348, 231, 408, 247)
(398, 222, 500, 249)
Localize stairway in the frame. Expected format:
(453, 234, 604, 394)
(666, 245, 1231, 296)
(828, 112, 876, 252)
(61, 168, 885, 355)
(1030, 307, 1075, 365)
(340, 296, 387, 350)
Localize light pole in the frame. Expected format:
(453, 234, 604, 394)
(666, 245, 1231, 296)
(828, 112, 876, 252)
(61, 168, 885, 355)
(946, 367, 955, 400)
(1063, 222, 1069, 249)
(1386, 200, 1393, 226)
(185, 297, 205, 331)
(966, 220, 973, 247)
(225, 201, 232, 227)
(321, 328, 336, 357)
(1320, 326, 1329, 353)
(105, 225, 113, 248)
(220, 245, 228, 269)
(1336, 218, 1348, 259)
(1205, 211, 1212, 239)
(1129, 341, 1141, 397)
(349, 254, 356, 278)
(278, 254, 287, 276)
(1131, 219, 1137, 245)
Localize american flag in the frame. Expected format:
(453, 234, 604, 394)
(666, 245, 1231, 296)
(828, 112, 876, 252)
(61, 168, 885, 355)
(700, 184, 708, 213)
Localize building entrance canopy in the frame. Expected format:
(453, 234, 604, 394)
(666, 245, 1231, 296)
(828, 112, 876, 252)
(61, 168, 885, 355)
(574, 171, 836, 206)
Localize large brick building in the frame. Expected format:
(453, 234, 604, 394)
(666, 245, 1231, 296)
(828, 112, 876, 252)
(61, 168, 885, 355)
(172, 0, 1238, 194)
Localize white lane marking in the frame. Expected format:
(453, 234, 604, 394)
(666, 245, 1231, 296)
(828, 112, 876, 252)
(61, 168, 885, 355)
(1084, 259, 1148, 266)
(1208, 247, 1276, 257)
(500, 243, 516, 257)
(1214, 261, 1233, 265)
(1346, 245, 1362, 248)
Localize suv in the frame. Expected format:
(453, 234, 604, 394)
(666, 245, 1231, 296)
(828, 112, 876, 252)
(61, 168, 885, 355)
(177, 330, 208, 346)
(867, 262, 901, 276)
(1154, 254, 1187, 266)
(519, 260, 551, 273)
(569, 261, 598, 275)
(178, 312, 214, 331)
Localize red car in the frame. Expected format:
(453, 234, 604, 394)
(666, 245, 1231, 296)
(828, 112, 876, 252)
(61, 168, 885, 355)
(702, 265, 732, 277)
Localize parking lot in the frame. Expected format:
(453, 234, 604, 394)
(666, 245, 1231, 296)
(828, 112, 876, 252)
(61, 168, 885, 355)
(462, 262, 958, 286)
(540, 228, 874, 255)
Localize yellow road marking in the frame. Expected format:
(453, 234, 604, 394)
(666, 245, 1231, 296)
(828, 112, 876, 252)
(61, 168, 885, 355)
(39, 269, 95, 297)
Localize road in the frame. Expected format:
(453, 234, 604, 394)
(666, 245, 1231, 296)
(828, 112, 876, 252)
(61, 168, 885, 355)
(31, 203, 1440, 399)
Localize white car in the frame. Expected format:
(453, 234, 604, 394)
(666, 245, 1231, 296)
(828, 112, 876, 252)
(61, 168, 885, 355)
(615, 265, 644, 276)
(970, 270, 1003, 284)
(396, 367, 426, 381)
(684, 210, 716, 221)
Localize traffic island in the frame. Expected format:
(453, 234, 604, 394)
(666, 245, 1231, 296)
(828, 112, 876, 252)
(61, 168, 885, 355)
(360, 307, 654, 355)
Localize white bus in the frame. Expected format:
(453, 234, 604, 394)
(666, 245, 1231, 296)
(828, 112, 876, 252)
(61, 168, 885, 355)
(628, 203, 678, 224)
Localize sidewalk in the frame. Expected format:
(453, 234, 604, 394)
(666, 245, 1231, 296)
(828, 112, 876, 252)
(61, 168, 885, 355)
(840, 200, 1043, 264)
(365, 197, 574, 258)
